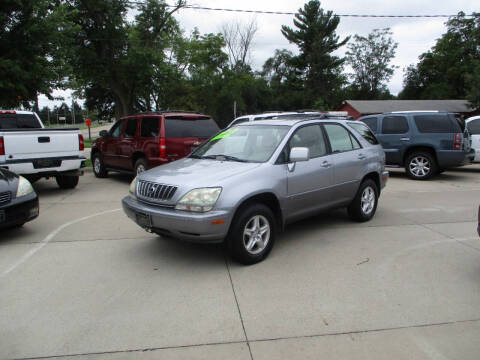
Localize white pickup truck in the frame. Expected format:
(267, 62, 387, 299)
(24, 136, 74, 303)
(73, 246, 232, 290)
(0, 110, 86, 189)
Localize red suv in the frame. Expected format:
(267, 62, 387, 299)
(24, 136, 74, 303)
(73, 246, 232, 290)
(91, 111, 219, 176)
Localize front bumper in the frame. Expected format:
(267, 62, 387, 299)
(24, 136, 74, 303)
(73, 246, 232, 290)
(0, 193, 39, 229)
(122, 196, 231, 243)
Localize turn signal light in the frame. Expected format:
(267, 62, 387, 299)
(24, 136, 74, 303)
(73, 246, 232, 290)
(453, 133, 462, 150)
(159, 137, 166, 159)
(79, 134, 84, 151)
(0, 137, 4, 156)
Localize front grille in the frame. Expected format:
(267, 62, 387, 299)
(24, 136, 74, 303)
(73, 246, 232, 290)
(137, 181, 177, 202)
(0, 191, 12, 205)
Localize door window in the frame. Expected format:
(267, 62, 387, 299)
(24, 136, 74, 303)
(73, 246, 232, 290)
(360, 117, 378, 132)
(124, 118, 138, 138)
(140, 117, 160, 137)
(324, 124, 359, 153)
(288, 125, 327, 159)
(109, 120, 124, 138)
(467, 119, 480, 135)
(381, 116, 409, 134)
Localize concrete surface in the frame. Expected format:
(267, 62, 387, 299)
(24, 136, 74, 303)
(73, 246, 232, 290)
(1, 165, 480, 359)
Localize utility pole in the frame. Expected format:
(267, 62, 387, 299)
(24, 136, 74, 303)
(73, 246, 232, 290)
(72, 98, 76, 125)
(233, 101, 237, 119)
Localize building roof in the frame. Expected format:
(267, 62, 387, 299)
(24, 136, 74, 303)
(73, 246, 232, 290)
(343, 100, 474, 114)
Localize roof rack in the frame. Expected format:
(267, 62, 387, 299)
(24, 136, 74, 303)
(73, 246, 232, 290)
(136, 110, 202, 115)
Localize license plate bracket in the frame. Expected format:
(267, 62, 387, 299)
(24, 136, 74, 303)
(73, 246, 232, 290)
(33, 159, 62, 169)
(136, 212, 151, 228)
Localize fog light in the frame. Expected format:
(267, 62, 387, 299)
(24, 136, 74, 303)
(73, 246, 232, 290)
(30, 206, 39, 216)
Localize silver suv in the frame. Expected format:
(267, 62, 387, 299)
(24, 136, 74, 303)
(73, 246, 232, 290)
(122, 118, 388, 264)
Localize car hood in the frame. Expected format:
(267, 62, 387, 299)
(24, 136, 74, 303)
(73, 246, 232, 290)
(0, 168, 18, 193)
(139, 158, 262, 188)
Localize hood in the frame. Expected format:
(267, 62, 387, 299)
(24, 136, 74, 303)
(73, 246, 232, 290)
(0, 168, 18, 192)
(139, 158, 262, 188)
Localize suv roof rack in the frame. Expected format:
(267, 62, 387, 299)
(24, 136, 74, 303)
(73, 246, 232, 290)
(136, 110, 202, 115)
(389, 110, 441, 114)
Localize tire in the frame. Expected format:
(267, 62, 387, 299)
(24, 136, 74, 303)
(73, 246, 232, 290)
(227, 203, 276, 265)
(92, 153, 108, 178)
(134, 158, 148, 175)
(405, 151, 437, 180)
(348, 179, 378, 222)
(56, 175, 79, 189)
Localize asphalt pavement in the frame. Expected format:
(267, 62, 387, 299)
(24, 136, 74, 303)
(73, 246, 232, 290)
(1, 166, 480, 359)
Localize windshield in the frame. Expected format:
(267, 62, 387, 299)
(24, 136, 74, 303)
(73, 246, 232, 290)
(191, 125, 289, 163)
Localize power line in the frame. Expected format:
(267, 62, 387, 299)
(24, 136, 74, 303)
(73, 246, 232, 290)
(125, 1, 478, 19)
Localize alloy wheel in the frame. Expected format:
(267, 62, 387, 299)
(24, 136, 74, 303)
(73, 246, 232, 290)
(243, 215, 271, 255)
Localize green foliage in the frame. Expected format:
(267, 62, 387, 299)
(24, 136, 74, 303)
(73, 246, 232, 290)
(0, 0, 72, 108)
(279, 0, 350, 108)
(399, 12, 480, 103)
(346, 28, 398, 100)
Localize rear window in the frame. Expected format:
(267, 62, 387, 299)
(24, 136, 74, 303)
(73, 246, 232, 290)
(348, 122, 379, 145)
(165, 117, 218, 138)
(140, 117, 159, 137)
(414, 115, 454, 133)
(0, 114, 42, 129)
(467, 119, 480, 135)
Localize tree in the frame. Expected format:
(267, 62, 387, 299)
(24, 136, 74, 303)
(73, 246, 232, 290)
(466, 61, 480, 109)
(280, 0, 350, 108)
(399, 12, 480, 101)
(0, 0, 71, 109)
(346, 28, 398, 99)
(68, 0, 185, 118)
(220, 18, 258, 72)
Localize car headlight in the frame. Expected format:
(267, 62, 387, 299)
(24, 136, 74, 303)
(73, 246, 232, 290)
(175, 187, 222, 212)
(16, 176, 34, 197)
(129, 177, 137, 199)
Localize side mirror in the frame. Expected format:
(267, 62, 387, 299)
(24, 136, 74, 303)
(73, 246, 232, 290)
(289, 147, 310, 162)
(99, 130, 109, 137)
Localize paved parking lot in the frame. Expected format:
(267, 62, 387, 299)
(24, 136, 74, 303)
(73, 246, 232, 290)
(1, 166, 480, 360)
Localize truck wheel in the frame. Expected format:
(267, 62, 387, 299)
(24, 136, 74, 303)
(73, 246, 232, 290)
(227, 203, 276, 265)
(405, 151, 437, 180)
(56, 175, 79, 189)
(347, 179, 378, 222)
(134, 158, 147, 174)
(92, 153, 108, 178)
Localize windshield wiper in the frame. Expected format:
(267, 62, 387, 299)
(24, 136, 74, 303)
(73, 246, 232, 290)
(200, 154, 249, 162)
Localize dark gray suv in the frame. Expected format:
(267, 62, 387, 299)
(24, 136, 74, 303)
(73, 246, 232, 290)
(123, 118, 388, 264)
(358, 111, 470, 180)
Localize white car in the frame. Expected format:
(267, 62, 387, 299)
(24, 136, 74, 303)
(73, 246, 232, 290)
(466, 116, 480, 162)
(227, 111, 350, 128)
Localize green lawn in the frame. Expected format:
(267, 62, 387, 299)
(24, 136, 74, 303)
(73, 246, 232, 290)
(84, 137, 98, 148)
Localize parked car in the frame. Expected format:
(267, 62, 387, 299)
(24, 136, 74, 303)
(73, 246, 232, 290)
(91, 111, 220, 176)
(122, 118, 388, 264)
(358, 111, 470, 180)
(0, 168, 38, 229)
(227, 111, 352, 128)
(466, 116, 480, 162)
(0, 110, 86, 188)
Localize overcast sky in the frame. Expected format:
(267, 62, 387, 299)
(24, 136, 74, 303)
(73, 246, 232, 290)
(38, 0, 478, 109)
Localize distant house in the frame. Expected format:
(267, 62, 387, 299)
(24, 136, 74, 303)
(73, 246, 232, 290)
(337, 100, 479, 119)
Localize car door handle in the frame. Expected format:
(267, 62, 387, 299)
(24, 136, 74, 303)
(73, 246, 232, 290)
(358, 153, 367, 160)
(321, 161, 331, 168)
(400, 138, 410, 141)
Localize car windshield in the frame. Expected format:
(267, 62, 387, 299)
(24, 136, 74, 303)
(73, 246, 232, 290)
(191, 125, 289, 163)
